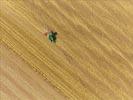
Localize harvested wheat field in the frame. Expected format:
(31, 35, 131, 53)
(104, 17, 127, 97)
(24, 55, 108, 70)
(1, 0, 133, 100)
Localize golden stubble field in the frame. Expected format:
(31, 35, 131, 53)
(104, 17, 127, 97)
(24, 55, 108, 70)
(1, 0, 133, 100)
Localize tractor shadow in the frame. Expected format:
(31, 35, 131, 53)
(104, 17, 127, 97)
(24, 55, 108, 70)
(52, 31, 58, 43)
(53, 32, 58, 36)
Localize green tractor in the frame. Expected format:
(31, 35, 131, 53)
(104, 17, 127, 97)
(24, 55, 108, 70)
(44, 31, 57, 43)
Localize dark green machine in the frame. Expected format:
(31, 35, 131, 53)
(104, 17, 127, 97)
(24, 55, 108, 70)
(48, 31, 57, 43)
